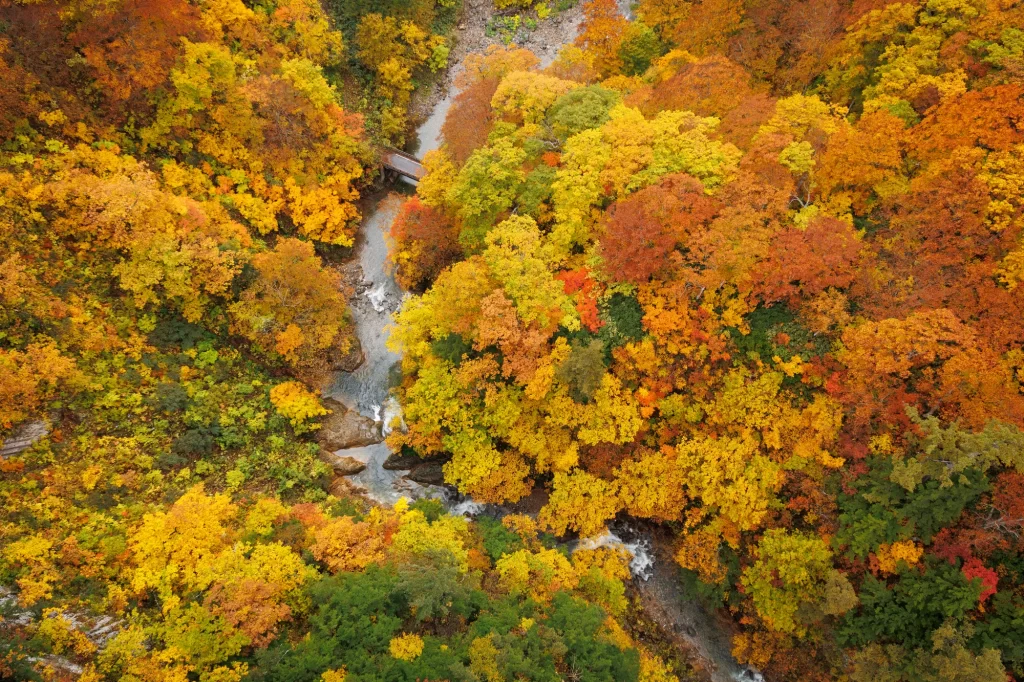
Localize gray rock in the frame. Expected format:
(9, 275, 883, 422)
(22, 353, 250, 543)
(382, 451, 422, 470)
(0, 420, 49, 459)
(317, 399, 382, 450)
(407, 461, 446, 486)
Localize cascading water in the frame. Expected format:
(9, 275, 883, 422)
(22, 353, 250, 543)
(578, 523, 656, 580)
(325, 193, 436, 505)
(328, 197, 406, 420)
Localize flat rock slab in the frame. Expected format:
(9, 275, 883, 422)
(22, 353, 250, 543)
(0, 420, 49, 459)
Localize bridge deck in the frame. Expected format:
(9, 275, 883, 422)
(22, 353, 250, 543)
(380, 149, 426, 181)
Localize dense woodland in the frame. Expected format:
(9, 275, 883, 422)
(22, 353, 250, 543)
(2, 0, 1024, 679)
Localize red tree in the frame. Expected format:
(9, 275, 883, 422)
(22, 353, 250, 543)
(387, 197, 462, 291)
(441, 76, 499, 166)
(600, 174, 720, 284)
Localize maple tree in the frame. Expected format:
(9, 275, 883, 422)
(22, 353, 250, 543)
(600, 173, 720, 284)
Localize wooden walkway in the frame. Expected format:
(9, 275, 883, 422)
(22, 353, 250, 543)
(380, 148, 426, 181)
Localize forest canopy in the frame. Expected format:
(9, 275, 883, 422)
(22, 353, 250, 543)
(385, 0, 1024, 679)
(3, 0, 1024, 680)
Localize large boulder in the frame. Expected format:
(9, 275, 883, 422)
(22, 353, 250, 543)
(317, 399, 382, 450)
(331, 334, 364, 373)
(382, 450, 423, 470)
(407, 461, 446, 486)
(328, 476, 358, 498)
(323, 453, 367, 476)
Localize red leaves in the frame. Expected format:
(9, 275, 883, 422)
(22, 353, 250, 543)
(557, 268, 603, 332)
(387, 197, 462, 292)
(599, 174, 719, 284)
(962, 557, 998, 604)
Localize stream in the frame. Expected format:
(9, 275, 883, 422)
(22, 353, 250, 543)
(324, 8, 761, 682)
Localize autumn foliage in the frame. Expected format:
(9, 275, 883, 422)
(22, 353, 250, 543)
(6, 0, 1024, 679)
(600, 173, 720, 284)
(381, 0, 1024, 679)
(387, 197, 463, 291)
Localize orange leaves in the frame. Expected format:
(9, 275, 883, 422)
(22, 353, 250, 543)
(475, 289, 549, 383)
(669, 0, 745, 57)
(752, 216, 862, 306)
(575, 0, 630, 78)
(872, 540, 923, 575)
(206, 578, 292, 648)
(71, 0, 203, 107)
(628, 55, 774, 149)
(0, 341, 81, 430)
(229, 238, 349, 378)
(600, 196, 677, 285)
(816, 110, 908, 211)
(442, 76, 499, 166)
(934, 346, 1024, 430)
(674, 527, 728, 584)
(557, 268, 604, 332)
(458, 44, 540, 89)
(834, 309, 1018, 428)
(910, 85, 1024, 161)
(311, 515, 391, 573)
(841, 309, 974, 383)
(274, 325, 305, 359)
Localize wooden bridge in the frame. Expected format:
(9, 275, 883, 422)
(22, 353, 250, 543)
(379, 147, 426, 182)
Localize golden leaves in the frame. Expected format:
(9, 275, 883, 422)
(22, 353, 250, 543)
(268, 381, 326, 429)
